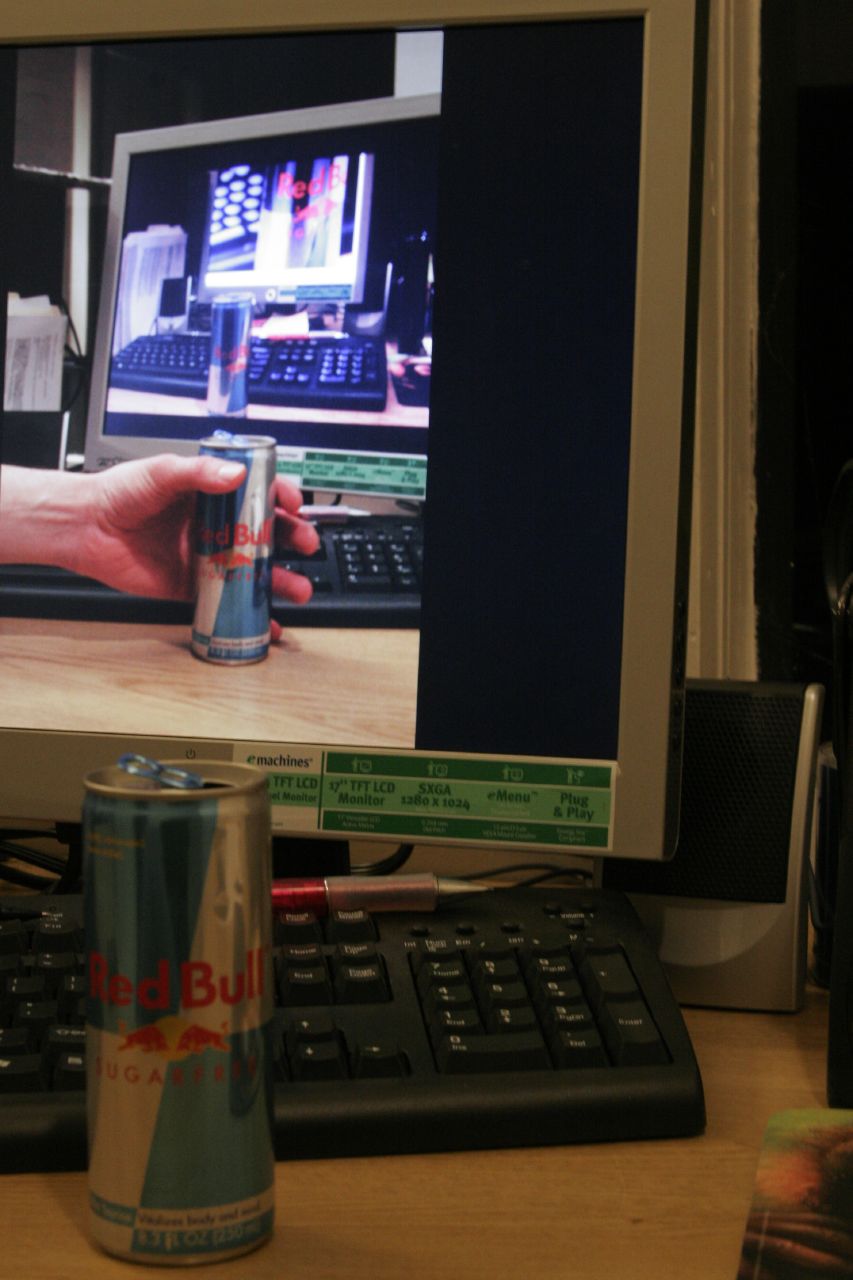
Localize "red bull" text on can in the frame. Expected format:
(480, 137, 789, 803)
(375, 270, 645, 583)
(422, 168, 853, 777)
(84, 758, 274, 1265)
(192, 431, 277, 665)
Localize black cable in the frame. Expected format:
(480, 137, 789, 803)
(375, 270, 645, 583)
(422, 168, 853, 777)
(350, 843, 414, 876)
(458, 861, 593, 885)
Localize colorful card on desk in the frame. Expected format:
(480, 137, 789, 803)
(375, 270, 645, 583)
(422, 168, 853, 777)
(739, 1109, 853, 1278)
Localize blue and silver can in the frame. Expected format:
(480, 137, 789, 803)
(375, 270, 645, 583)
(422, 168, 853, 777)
(84, 758, 274, 1265)
(192, 431, 277, 665)
(207, 293, 253, 417)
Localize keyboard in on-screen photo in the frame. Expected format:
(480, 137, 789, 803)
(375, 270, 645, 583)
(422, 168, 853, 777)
(0, 515, 423, 628)
(0, 884, 705, 1172)
(109, 332, 388, 412)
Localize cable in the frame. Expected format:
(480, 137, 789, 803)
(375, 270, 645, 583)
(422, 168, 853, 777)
(458, 861, 593, 885)
(350, 843, 414, 876)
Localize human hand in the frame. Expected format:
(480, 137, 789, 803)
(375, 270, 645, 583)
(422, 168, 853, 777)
(71, 453, 319, 625)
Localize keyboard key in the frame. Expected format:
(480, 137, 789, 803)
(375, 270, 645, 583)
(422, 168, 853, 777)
(549, 1028, 609, 1069)
(0, 920, 28, 954)
(325, 910, 377, 944)
(486, 1005, 540, 1035)
(0, 1053, 44, 1092)
(274, 912, 323, 946)
(597, 1000, 669, 1066)
(278, 962, 333, 1006)
(53, 1051, 86, 1091)
(290, 1039, 348, 1082)
(333, 960, 390, 1004)
(435, 1031, 550, 1074)
(579, 948, 640, 1009)
(0, 1027, 33, 1056)
(351, 1043, 409, 1078)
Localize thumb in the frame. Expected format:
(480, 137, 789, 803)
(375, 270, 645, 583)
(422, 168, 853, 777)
(134, 453, 247, 498)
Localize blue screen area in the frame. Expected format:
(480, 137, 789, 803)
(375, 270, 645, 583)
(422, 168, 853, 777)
(416, 19, 643, 761)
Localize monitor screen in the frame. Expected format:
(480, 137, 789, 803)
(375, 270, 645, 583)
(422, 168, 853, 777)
(0, 2, 707, 863)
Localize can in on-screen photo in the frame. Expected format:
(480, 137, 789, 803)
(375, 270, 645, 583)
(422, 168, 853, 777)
(192, 431, 277, 665)
(207, 292, 253, 417)
(84, 759, 275, 1265)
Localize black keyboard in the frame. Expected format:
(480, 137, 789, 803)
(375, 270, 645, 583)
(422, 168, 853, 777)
(110, 332, 388, 412)
(0, 884, 704, 1173)
(0, 515, 421, 628)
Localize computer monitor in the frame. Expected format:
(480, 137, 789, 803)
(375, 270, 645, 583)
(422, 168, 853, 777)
(0, 1, 708, 865)
(86, 91, 438, 501)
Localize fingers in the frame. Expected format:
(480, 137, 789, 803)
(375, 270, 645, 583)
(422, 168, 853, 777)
(277, 508, 320, 557)
(271, 563, 314, 605)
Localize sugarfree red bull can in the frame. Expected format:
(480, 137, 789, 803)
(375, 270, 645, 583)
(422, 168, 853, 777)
(192, 431, 276, 665)
(84, 758, 274, 1265)
(207, 293, 252, 417)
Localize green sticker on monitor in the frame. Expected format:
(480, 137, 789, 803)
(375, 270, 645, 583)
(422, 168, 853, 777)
(250, 748, 613, 849)
(318, 752, 612, 847)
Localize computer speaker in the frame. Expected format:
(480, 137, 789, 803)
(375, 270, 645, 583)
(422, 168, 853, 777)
(602, 679, 823, 1011)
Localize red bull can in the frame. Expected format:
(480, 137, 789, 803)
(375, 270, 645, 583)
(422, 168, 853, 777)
(207, 293, 252, 417)
(192, 431, 276, 665)
(84, 757, 274, 1265)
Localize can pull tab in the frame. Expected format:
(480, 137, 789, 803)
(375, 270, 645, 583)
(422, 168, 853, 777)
(118, 754, 205, 790)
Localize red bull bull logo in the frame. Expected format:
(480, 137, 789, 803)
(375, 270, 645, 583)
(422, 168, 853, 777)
(98, 1013, 259, 1090)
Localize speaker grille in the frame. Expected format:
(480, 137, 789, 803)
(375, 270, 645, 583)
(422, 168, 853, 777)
(605, 681, 806, 902)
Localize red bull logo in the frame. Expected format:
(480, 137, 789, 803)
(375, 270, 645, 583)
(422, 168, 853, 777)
(198, 518, 273, 549)
(89, 948, 266, 1011)
(211, 342, 249, 374)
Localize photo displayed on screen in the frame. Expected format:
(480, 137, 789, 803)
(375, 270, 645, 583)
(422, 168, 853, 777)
(104, 105, 438, 450)
(0, 20, 645, 791)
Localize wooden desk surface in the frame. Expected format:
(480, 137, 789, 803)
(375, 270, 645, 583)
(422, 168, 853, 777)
(0, 617, 419, 747)
(0, 990, 831, 1279)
